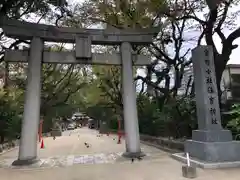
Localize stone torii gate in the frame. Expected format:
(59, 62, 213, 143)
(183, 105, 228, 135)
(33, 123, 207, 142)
(0, 18, 158, 165)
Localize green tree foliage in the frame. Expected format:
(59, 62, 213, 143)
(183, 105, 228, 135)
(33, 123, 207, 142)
(8, 63, 90, 132)
(77, 65, 122, 127)
(0, 0, 66, 54)
(41, 64, 88, 115)
(227, 104, 240, 139)
(137, 94, 196, 138)
(81, 63, 197, 138)
(92, 66, 122, 110)
(67, 0, 196, 136)
(75, 0, 193, 107)
(0, 87, 23, 143)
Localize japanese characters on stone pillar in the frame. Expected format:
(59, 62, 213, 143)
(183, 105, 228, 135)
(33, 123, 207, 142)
(192, 45, 222, 130)
(203, 48, 221, 128)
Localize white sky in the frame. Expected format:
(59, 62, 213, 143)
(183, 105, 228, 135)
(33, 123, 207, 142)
(67, 0, 240, 65)
(1, 0, 236, 93)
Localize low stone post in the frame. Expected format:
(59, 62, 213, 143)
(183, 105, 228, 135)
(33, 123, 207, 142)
(182, 153, 197, 178)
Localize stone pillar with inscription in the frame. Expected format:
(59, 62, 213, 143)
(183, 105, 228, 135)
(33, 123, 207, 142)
(185, 45, 240, 162)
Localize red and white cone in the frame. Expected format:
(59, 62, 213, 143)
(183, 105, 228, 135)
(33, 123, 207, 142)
(40, 139, 45, 149)
(117, 136, 121, 144)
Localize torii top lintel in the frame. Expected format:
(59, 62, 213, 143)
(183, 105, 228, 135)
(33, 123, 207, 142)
(0, 18, 159, 45)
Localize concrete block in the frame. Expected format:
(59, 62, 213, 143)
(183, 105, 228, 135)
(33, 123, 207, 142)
(185, 140, 240, 162)
(51, 129, 62, 137)
(172, 153, 240, 169)
(192, 130, 232, 142)
(182, 165, 197, 179)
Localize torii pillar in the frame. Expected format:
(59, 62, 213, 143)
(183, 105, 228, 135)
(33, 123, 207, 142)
(121, 42, 144, 158)
(12, 37, 43, 166)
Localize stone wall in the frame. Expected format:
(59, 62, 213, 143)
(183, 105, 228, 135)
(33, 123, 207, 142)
(0, 140, 19, 154)
(42, 132, 51, 137)
(140, 134, 184, 153)
(108, 130, 184, 153)
(0, 133, 52, 155)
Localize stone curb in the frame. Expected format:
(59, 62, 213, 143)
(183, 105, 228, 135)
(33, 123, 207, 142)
(108, 129, 184, 153)
(0, 133, 51, 156)
(140, 140, 181, 154)
(0, 146, 18, 156)
(0, 140, 19, 156)
(172, 153, 240, 169)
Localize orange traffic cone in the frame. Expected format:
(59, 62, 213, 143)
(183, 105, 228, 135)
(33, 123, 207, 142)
(40, 139, 45, 149)
(117, 135, 121, 144)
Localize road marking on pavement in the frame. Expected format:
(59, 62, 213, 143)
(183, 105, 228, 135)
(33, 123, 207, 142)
(0, 152, 145, 169)
(0, 151, 164, 170)
(66, 155, 74, 166)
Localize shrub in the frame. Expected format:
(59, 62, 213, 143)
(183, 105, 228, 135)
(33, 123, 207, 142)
(0, 88, 23, 143)
(137, 95, 197, 138)
(227, 104, 240, 139)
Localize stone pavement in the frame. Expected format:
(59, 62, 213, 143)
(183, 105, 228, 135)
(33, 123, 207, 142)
(0, 128, 240, 180)
(0, 128, 162, 169)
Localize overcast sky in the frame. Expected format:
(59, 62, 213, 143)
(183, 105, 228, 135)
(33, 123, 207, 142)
(67, 0, 240, 65)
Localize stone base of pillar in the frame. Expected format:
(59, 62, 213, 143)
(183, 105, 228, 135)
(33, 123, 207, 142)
(192, 130, 232, 142)
(12, 157, 39, 166)
(185, 140, 240, 162)
(122, 151, 146, 159)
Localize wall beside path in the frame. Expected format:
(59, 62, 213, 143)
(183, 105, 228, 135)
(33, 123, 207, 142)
(108, 129, 184, 153)
(0, 140, 19, 154)
(140, 134, 184, 153)
(0, 132, 52, 155)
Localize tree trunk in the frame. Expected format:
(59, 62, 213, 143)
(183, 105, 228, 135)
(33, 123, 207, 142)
(0, 134, 4, 144)
(190, 82, 195, 96)
(214, 54, 228, 109)
(3, 62, 9, 89)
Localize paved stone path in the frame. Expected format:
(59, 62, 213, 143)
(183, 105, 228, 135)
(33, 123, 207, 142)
(0, 128, 160, 170)
(0, 151, 161, 170)
(0, 152, 119, 169)
(1, 128, 240, 180)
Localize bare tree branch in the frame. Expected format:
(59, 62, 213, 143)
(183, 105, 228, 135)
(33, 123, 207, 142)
(214, 1, 231, 43)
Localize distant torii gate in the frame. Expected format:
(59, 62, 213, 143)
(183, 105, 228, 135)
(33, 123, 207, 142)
(0, 17, 158, 166)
